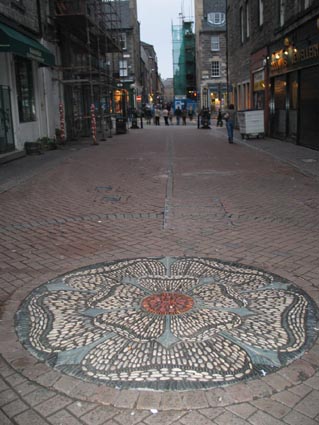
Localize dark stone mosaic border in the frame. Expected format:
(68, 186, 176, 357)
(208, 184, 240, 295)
(15, 257, 319, 391)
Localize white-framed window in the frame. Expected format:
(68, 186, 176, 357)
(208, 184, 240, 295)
(207, 12, 226, 25)
(258, 0, 264, 26)
(211, 35, 220, 51)
(119, 60, 128, 77)
(120, 33, 127, 50)
(245, 1, 250, 38)
(211, 61, 220, 77)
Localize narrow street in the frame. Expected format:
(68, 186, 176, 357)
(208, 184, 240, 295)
(0, 124, 319, 425)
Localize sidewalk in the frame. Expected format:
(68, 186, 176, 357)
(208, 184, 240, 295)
(235, 133, 319, 178)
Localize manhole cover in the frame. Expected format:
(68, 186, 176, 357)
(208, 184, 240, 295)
(16, 257, 318, 390)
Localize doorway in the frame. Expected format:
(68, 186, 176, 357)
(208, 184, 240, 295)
(0, 86, 15, 154)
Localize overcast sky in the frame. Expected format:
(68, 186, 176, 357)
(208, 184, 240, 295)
(137, 0, 194, 80)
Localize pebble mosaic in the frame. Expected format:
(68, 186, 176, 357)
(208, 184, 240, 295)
(15, 257, 318, 390)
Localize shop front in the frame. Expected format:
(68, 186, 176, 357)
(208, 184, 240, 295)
(0, 22, 55, 152)
(269, 17, 319, 150)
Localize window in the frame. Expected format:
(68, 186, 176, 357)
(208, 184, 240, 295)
(211, 35, 220, 51)
(119, 60, 128, 77)
(278, 0, 285, 27)
(211, 61, 220, 77)
(11, 0, 25, 12)
(15, 56, 35, 122)
(120, 33, 127, 50)
(207, 12, 226, 25)
(304, 0, 312, 8)
(245, 1, 250, 39)
(258, 0, 264, 26)
(240, 7, 244, 43)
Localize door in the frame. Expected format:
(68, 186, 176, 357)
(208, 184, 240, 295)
(0, 86, 15, 154)
(299, 66, 319, 150)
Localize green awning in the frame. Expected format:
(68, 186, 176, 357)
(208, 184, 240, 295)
(0, 23, 55, 66)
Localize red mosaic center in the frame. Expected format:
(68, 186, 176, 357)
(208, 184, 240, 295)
(142, 292, 194, 315)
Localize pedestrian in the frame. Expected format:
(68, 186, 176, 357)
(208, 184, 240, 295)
(175, 106, 182, 125)
(188, 107, 194, 121)
(224, 104, 236, 143)
(181, 108, 187, 125)
(154, 107, 161, 126)
(162, 107, 169, 125)
(145, 107, 152, 125)
(216, 109, 223, 127)
(169, 109, 174, 125)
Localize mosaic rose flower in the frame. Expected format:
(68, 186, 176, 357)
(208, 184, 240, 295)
(16, 257, 317, 390)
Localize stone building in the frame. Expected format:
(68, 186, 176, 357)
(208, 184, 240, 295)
(227, 0, 319, 149)
(195, 0, 227, 113)
(0, 0, 156, 151)
(0, 0, 56, 154)
(140, 42, 160, 107)
(110, 0, 142, 113)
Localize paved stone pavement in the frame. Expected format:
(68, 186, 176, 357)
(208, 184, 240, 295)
(0, 122, 319, 424)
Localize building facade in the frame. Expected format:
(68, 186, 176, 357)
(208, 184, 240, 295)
(227, 0, 319, 150)
(195, 0, 227, 113)
(0, 0, 159, 152)
(0, 0, 56, 153)
(111, 0, 142, 113)
(140, 42, 160, 107)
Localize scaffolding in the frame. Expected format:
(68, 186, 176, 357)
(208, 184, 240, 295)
(172, 20, 196, 100)
(54, 0, 122, 141)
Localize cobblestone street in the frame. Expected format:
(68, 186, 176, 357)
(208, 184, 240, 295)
(0, 124, 319, 424)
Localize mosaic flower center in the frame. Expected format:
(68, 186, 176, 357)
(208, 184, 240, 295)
(142, 292, 194, 315)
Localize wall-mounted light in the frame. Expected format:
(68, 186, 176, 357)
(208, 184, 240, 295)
(283, 49, 289, 56)
(275, 52, 280, 59)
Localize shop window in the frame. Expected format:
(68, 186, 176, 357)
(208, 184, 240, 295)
(273, 76, 287, 139)
(15, 56, 36, 122)
(288, 72, 298, 142)
(211, 61, 220, 78)
(211, 35, 220, 51)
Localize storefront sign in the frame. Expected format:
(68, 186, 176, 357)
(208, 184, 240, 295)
(292, 43, 319, 65)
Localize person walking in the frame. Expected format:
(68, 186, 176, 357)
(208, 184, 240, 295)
(224, 104, 236, 143)
(154, 107, 161, 126)
(216, 109, 223, 127)
(169, 108, 174, 125)
(175, 106, 182, 125)
(162, 107, 169, 126)
(181, 108, 187, 125)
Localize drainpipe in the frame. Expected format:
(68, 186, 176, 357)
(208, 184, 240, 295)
(36, 0, 43, 38)
(225, 0, 229, 107)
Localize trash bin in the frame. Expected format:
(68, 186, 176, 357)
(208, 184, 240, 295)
(116, 116, 127, 134)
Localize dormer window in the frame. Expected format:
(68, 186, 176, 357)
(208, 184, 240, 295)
(207, 12, 226, 25)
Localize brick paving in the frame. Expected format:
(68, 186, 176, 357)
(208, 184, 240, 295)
(0, 123, 319, 423)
